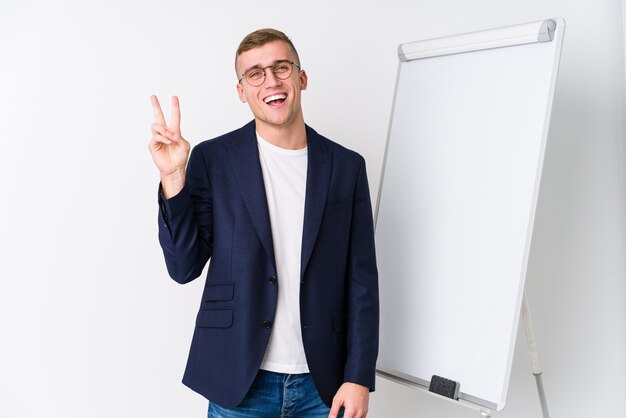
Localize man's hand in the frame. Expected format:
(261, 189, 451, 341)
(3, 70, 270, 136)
(328, 382, 369, 418)
(148, 95, 190, 198)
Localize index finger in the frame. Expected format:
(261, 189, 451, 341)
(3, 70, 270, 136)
(150, 95, 167, 126)
(170, 96, 181, 132)
(328, 400, 342, 418)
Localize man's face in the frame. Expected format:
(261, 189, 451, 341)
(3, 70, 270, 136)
(236, 40, 308, 132)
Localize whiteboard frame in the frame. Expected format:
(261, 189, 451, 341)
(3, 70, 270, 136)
(374, 18, 565, 412)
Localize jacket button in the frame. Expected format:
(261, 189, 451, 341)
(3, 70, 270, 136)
(262, 320, 272, 329)
(269, 276, 277, 285)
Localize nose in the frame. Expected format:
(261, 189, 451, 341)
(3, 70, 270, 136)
(263, 67, 282, 88)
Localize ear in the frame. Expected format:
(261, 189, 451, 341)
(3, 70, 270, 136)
(236, 83, 247, 103)
(299, 70, 308, 91)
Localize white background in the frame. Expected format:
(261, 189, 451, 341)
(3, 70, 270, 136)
(0, 1, 624, 418)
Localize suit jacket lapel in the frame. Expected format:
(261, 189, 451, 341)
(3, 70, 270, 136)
(301, 125, 331, 278)
(226, 121, 276, 270)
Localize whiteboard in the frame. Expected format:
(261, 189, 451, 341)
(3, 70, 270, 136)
(375, 19, 564, 411)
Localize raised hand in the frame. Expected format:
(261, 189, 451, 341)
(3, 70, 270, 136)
(148, 95, 190, 198)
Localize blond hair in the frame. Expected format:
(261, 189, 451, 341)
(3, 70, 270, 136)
(235, 28, 300, 71)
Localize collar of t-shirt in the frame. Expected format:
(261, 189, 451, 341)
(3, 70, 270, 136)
(256, 132, 308, 156)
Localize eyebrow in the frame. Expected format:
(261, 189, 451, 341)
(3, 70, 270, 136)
(243, 59, 293, 73)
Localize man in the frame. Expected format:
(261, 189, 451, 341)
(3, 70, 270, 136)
(149, 28, 378, 418)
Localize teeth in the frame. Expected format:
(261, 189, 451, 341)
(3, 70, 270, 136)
(264, 94, 287, 103)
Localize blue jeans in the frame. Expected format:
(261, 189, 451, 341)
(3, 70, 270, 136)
(207, 370, 344, 417)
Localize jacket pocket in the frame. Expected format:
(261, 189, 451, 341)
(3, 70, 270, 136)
(196, 309, 233, 328)
(333, 311, 347, 333)
(204, 283, 234, 302)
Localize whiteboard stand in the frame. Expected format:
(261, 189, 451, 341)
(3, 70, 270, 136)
(375, 17, 565, 417)
(377, 298, 552, 418)
(522, 293, 551, 418)
(378, 294, 553, 418)
(376, 370, 495, 416)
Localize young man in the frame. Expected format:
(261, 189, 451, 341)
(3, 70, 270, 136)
(149, 29, 379, 418)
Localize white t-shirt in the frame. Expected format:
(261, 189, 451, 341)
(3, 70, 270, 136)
(256, 133, 309, 374)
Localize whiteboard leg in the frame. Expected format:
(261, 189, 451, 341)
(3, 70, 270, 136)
(522, 293, 551, 418)
(480, 410, 491, 418)
(534, 372, 550, 418)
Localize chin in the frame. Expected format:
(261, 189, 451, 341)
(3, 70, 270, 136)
(263, 115, 291, 127)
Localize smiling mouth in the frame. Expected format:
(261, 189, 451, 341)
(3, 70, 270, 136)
(263, 94, 287, 107)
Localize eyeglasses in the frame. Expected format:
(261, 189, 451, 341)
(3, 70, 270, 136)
(238, 61, 301, 87)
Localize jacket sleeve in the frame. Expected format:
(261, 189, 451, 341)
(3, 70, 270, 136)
(343, 155, 380, 390)
(157, 146, 213, 284)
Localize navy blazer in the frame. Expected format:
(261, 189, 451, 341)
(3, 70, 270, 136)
(157, 120, 379, 408)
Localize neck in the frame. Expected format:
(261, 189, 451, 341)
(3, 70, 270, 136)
(255, 115, 307, 150)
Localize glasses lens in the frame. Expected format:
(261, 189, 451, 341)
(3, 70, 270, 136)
(245, 67, 266, 87)
(273, 62, 293, 80)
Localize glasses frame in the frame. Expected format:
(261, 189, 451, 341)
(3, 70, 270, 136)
(238, 61, 301, 87)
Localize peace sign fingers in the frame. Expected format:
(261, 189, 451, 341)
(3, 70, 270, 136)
(148, 95, 190, 185)
(170, 95, 181, 134)
(151, 95, 182, 134)
(151, 95, 167, 127)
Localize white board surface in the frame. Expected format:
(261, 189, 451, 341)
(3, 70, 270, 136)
(375, 19, 564, 411)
